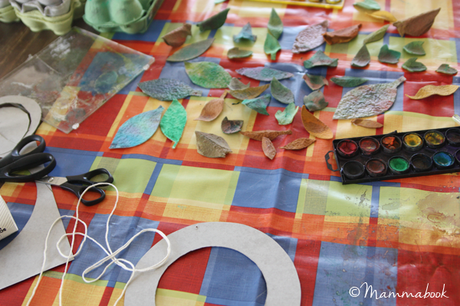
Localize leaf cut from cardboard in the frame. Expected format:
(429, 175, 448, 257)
(406, 85, 459, 100)
(330, 76, 368, 87)
(303, 50, 338, 69)
(393, 8, 440, 37)
(228, 47, 253, 59)
(236, 67, 293, 81)
(281, 138, 316, 150)
(378, 45, 401, 64)
(351, 45, 370, 68)
(292, 20, 328, 54)
(333, 76, 406, 119)
(196, 91, 227, 121)
(363, 25, 389, 44)
(167, 38, 215, 62)
(353, 0, 380, 10)
(270, 77, 294, 104)
(221, 117, 243, 134)
(109, 106, 164, 149)
(351, 118, 383, 129)
(301, 106, 333, 139)
(402, 58, 427, 72)
(138, 78, 202, 101)
(162, 24, 192, 47)
(268, 8, 283, 39)
(303, 73, 328, 90)
(323, 24, 362, 45)
(230, 84, 269, 100)
(403, 41, 425, 56)
(264, 32, 281, 60)
(160, 99, 187, 149)
(303, 90, 328, 111)
(275, 102, 299, 125)
(197, 8, 230, 32)
(366, 11, 397, 23)
(185, 61, 232, 88)
(229, 77, 250, 90)
(436, 64, 458, 75)
(242, 94, 271, 115)
(234, 22, 257, 43)
(195, 131, 232, 158)
(240, 129, 292, 141)
(262, 137, 276, 160)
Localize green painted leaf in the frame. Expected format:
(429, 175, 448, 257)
(378, 45, 401, 64)
(195, 131, 232, 158)
(267, 8, 283, 39)
(303, 91, 328, 111)
(228, 77, 250, 90)
(227, 47, 253, 59)
(402, 57, 427, 72)
(275, 102, 299, 125)
(160, 99, 187, 148)
(303, 73, 328, 91)
(436, 64, 458, 75)
(270, 77, 294, 104)
(403, 41, 426, 56)
(303, 50, 338, 69)
(110, 106, 164, 149)
(167, 38, 214, 62)
(353, 0, 380, 11)
(233, 22, 257, 43)
(138, 78, 202, 101)
(221, 116, 244, 134)
(351, 45, 370, 68)
(330, 76, 368, 87)
(197, 8, 230, 32)
(264, 32, 281, 60)
(363, 25, 389, 44)
(236, 67, 293, 81)
(185, 61, 232, 88)
(242, 94, 271, 115)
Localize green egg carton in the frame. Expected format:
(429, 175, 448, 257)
(0, 5, 20, 23)
(83, 0, 164, 34)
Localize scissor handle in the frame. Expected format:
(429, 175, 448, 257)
(0, 153, 56, 182)
(59, 182, 106, 206)
(0, 135, 46, 168)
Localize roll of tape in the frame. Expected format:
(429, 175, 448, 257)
(0, 195, 18, 241)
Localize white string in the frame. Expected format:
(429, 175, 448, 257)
(26, 182, 171, 306)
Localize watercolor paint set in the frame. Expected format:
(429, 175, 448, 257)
(326, 127, 460, 184)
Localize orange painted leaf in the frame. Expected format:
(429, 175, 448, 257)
(162, 24, 192, 47)
(281, 138, 316, 150)
(240, 130, 292, 141)
(351, 118, 383, 129)
(301, 106, 333, 139)
(393, 8, 440, 37)
(195, 91, 227, 121)
(323, 24, 362, 45)
(262, 137, 276, 160)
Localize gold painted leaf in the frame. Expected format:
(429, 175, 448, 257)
(195, 91, 227, 121)
(301, 106, 333, 139)
(195, 131, 232, 158)
(406, 85, 459, 100)
(281, 138, 316, 150)
(351, 118, 383, 129)
(262, 137, 276, 160)
(240, 130, 292, 141)
(366, 11, 397, 23)
(230, 84, 269, 100)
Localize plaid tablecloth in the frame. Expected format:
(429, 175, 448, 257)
(1, 0, 460, 305)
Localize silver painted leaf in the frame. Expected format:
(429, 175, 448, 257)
(139, 78, 202, 101)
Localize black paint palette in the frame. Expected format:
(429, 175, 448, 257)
(326, 127, 460, 184)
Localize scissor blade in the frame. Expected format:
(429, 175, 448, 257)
(36, 176, 68, 186)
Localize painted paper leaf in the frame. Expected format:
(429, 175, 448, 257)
(303, 50, 338, 69)
(227, 47, 253, 59)
(303, 73, 328, 90)
(197, 8, 230, 32)
(275, 102, 299, 125)
(242, 94, 271, 115)
(110, 106, 164, 149)
(196, 91, 227, 121)
(240, 129, 292, 141)
(393, 8, 441, 37)
(230, 84, 269, 100)
(221, 116, 243, 134)
(333, 76, 406, 119)
(323, 24, 362, 45)
(160, 99, 187, 149)
(162, 24, 192, 47)
(351, 45, 370, 68)
(331, 76, 368, 87)
(138, 78, 202, 101)
(264, 32, 281, 60)
(185, 61, 232, 88)
(281, 138, 316, 150)
(353, 0, 380, 11)
(292, 20, 328, 53)
(436, 64, 458, 75)
(236, 67, 294, 81)
(402, 58, 427, 72)
(351, 118, 383, 129)
(267, 8, 283, 39)
(406, 85, 459, 100)
(228, 77, 250, 90)
(214, 0, 226, 3)
(262, 137, 276, 160)
(403, 41, 425, 56)
(195, 131, 232, 158)
(366, 11, 397, 23)
(167, 38, 215, 62)
(233, 22, 257, 43)
(363, 25, 389, 44)
(301, 106, 333, 139)
(271, 77, 294, 104)
(378, 45, 401, 64)
(303, 91, 328, 111)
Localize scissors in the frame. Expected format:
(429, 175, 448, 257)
(0, 135, 114, 206)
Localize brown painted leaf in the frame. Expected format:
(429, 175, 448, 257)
(281, 138, 316, 150)
(240, 130, 292, 141)
(221, 117, 243, 134)
(301, 106, 333, 139)
(393, 8, 441, 37)
(351, 118, 383, 129)
(323, 24, 362, 45)
(195, 91, 227, 121)
(162, 24, 192, 47)
(262, 137, 276, 160)
(195, 131, 232, 158)
(229, 84, 269, 100)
